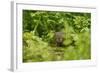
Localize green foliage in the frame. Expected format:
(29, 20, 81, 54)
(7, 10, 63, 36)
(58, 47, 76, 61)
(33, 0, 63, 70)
(23, 10, 91, 62)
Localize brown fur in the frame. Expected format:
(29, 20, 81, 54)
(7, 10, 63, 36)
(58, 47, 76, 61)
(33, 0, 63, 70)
(54, 32, 64, 47)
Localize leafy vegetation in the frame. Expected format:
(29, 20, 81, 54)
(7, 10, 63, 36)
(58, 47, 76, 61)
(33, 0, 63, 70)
(23, 10, 91, 62)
